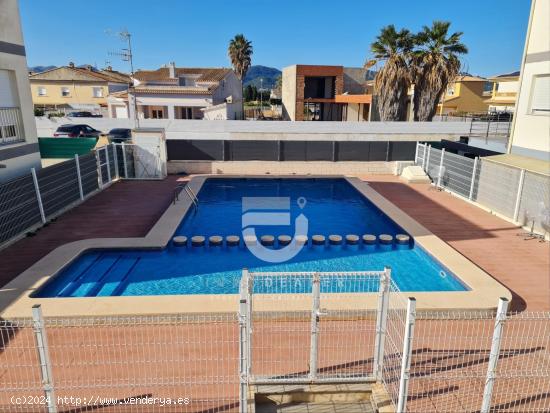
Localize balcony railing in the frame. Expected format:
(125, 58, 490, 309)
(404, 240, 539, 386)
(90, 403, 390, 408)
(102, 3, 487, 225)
(0, 107, 24, 145)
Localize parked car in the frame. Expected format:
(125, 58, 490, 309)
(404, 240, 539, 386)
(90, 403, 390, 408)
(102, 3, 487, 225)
(67, 111, 91, 117)
(53, 124, 102, 138)
(106, 128, 132, 143)
(67, 111, 103, 118)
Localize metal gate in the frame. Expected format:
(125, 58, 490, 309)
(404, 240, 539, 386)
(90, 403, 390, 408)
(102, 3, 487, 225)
(113, 143, 166, 180)
(238, 268, 414, 412)
(239, 269, 400, 382)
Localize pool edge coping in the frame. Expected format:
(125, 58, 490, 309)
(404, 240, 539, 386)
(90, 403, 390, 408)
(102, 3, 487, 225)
(0, 175, 512, 318)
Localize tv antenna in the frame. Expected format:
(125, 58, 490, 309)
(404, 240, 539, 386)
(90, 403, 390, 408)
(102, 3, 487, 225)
(106, 28, 139, 127)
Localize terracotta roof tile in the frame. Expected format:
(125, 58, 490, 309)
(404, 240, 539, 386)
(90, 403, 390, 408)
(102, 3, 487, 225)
(69, 67, 131, 83)
(133, 67, 232, 82)
(133, 85, 215, 95)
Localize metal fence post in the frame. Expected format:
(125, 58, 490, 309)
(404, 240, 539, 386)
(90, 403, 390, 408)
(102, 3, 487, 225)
(414, 142, 419, 164)
(246, 269, 253, 377)
(480, 297, 509, 413)
(74, 154, 84, 201)
(32, 305, 57, 413)
(425, 145, 431, 172)
(104, 145, 112, 183)
(96, 149, 104, 189)
(239, 270, 250, 413)
(309, 272, 321, 380)
(421, 144, 427, 170)
(469, 157, 479, 200)
(513, 169, 526, 222)
(112, 144, 119, 180)
(373, 267, 391, 381)
(397, 297, 416, 413)
(437, 148, 445, 188)
(31, 167, 46, 224)
(121, 142, 129, 179)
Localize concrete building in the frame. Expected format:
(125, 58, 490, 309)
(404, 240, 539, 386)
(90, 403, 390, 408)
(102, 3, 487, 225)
(485, 71, 520, 113)
(282, 65, 373, 121)
(507, 0, 550, 162)
(0, 0, 41, 183)
(108, 63, 243, 120)
(437, 75, 491, 115)
(29, 64, 130, 115)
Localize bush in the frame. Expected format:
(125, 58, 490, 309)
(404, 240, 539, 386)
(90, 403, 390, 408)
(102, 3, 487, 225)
(34, 108, 45, 116)
(47, 112, 65, 119)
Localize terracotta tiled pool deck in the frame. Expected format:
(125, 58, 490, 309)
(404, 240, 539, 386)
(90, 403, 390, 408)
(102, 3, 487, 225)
(364, 175, 550, 312)
(0, 174, 547, 312)
(0, 174, 548, 412)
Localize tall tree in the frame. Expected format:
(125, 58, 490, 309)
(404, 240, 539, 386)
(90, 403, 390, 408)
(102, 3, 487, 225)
(369, 25, 414, 121)
(411, 21, 468, 121)
(228, 34, 253, 119)
(244, 84, 253, 102)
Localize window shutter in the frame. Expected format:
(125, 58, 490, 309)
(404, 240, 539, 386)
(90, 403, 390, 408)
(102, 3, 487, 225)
(530, 75, 550, 114)
(0, 70, 18, 107)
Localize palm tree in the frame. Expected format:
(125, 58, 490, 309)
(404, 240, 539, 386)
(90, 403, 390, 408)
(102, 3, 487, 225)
(369, 25, 414, 121)
(228, 34, 253, 119)
(411, 21, 468, 121)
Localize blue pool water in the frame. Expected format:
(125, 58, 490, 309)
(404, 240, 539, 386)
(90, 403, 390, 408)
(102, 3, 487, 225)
(35, 178, 467, 297)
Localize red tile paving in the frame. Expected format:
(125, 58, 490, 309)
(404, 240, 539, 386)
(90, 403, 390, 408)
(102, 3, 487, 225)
(364, 175, 550, 312)
(1, 174, 547, 311)
(0, 174, 548, 413)
(0, 176, 179, 289)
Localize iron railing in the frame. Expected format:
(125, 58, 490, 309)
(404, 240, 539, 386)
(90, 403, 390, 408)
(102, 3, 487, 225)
(0, 107, 24, 145)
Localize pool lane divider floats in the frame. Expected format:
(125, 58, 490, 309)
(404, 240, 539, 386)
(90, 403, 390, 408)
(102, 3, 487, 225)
(172, 233, 412, 249)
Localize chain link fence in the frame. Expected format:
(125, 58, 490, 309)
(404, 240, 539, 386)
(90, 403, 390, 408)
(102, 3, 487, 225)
(415, 143, 550, 236)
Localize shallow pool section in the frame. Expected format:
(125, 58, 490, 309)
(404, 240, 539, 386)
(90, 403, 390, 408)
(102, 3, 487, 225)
(35, 178, 468, 297)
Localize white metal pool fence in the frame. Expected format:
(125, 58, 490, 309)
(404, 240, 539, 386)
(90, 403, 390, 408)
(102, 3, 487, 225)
(1, 270, 549, 412)
(0, 143, 163, 248)
(415, 142, 550, 236)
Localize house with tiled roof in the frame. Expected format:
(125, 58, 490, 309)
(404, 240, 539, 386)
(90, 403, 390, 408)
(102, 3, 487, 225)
(436, 75, 492, 115)
(29, 63, 131, 115)
(484, 71, 520, 113)
(108, 62, 242, 120)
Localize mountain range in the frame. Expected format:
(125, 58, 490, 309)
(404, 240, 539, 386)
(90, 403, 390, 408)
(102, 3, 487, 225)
(243, 66, 281, 89)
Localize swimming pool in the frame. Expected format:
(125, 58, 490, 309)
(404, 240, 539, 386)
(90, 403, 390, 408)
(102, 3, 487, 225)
(35, 178, 467, 297)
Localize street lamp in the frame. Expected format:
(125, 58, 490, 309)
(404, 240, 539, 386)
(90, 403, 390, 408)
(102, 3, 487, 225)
(259, 78, 263, 118)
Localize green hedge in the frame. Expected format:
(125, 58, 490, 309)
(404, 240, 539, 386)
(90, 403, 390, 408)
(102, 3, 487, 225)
(38, 137, 98, 158)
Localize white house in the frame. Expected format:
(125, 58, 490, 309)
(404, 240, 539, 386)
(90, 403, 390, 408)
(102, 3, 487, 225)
(0, 0, 41, 183)
(108, 63, 243, 120)
(507, 0, 550, 161)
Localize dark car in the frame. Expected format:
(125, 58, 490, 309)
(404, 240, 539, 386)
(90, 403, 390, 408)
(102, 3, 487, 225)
(54, 124, 102, 138)
(107, 128, 132, 143)
(67, 111, 103, 118)
(67, 111, 92, 117)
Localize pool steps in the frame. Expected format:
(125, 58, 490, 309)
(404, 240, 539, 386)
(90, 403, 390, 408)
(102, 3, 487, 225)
(172, 233, 412, 249)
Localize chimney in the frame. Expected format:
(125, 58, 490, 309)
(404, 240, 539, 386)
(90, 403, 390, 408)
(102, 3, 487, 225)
(169, 62, 176, 78)
(68, 62, 75, 68)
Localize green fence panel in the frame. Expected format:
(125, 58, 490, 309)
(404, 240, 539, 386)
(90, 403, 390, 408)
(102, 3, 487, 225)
(38, 137, 98, 158)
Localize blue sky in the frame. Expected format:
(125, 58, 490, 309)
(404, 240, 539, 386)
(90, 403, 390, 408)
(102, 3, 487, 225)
(20, 0, 530, 77)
